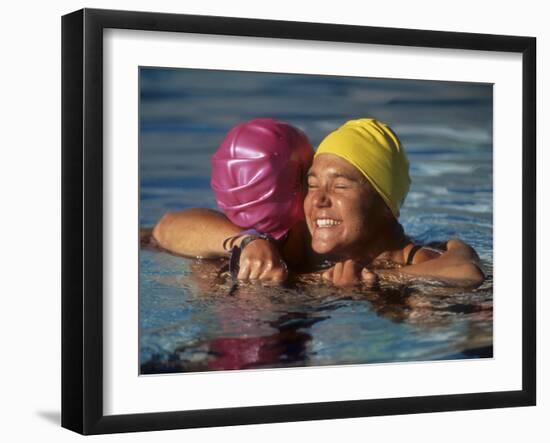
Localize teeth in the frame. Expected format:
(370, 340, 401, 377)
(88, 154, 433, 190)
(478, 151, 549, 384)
(316, 218, 342, 227)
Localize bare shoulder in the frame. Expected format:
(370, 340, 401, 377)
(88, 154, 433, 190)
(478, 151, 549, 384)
(445, 238, 481, 261)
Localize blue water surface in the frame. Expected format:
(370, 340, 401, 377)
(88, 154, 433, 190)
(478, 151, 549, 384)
(139, 68, 493, 373)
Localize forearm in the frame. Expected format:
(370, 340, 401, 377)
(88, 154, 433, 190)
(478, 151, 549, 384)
(376, 264, 483, 288)
(152, 208, 241, 258)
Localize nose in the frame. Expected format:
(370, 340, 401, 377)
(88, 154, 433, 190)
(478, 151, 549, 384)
(311, 187, 331, 208)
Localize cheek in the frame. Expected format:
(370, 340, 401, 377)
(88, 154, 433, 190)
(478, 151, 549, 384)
(303, 193, 313, 217)
(342, 197, 372, 229)
(303, 202, 312, 231)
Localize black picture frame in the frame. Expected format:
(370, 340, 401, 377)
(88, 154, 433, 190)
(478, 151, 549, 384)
(61, 8, 536, 435)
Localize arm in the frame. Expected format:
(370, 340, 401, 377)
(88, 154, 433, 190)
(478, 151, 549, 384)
(152, 208, 289, 282)
(320, 239, 485, 288)
(387, 239, 485, 287)
(152, 208, 240, 258)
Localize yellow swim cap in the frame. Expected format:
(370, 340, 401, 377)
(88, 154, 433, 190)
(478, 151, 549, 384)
(315, 118, 410, 218)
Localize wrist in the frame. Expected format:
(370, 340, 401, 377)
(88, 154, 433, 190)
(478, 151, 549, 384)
(222, 229, 274, 252)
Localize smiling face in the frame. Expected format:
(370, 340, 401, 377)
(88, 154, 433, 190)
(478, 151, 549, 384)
(304, 153, 389, 258)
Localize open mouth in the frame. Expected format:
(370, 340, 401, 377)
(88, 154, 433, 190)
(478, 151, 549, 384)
(315, 218, 342, 228)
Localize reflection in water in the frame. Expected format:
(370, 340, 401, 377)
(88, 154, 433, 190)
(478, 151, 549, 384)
(140, 256, 492, 373)
(141, 315, 316, 374)
(207, 311, 325, 371)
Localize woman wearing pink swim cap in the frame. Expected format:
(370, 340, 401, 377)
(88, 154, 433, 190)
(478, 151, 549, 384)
(152, 118, 314, 281)
(211, 118, 313, 241)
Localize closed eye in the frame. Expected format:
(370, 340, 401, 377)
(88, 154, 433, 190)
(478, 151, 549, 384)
(333, 179, 353, 189)
(307, 177, 319, 189)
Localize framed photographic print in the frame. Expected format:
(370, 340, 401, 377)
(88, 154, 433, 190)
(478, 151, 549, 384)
(62, 8, 536, 435)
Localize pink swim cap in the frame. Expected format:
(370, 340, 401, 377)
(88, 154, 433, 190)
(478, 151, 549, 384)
(211, 118, 313, 239)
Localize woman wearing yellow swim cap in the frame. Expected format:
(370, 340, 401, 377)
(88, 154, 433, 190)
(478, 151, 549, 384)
(305, 118, 484, 287)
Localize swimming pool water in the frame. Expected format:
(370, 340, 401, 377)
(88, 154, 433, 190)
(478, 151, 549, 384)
(139, 68, 493, 373)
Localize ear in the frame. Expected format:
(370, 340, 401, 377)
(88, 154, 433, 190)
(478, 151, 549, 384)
(381, 206, 404, 237)
(380, 202, 395, 222)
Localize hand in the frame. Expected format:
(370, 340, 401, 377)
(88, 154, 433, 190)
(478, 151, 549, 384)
(237, 239, 288, 283)
(321, 259, 378, 287)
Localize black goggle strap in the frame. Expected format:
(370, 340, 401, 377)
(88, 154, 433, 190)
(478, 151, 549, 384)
(224, 229, 274, 282)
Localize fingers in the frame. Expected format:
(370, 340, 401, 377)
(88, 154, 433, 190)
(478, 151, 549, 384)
(341, 259, 360, 284)
(234, 239, 288, 283)
(321, 266, 334, 282)
(260, 260, 288, 283)
(361, 268, 379, 287)
(330, 262, 346, 286)
(238, 260, 287, 282)
(335, 260, 361, 286)
(237, 259, 251, 281)
(248, 258, 264, 280)
(238, 256, 287, 283)
(237, 257, 262, 281)
(322, 260, 361, 287)
(321, 261, 378, 288)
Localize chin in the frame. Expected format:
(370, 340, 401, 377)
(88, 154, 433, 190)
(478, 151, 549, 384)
(311, 240, 335, 255)
(313, 239, 360, 261)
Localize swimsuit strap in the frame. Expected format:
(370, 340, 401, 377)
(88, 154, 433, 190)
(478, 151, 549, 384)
(406, 244, 423, 266)
(406, 243, 446, 265)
